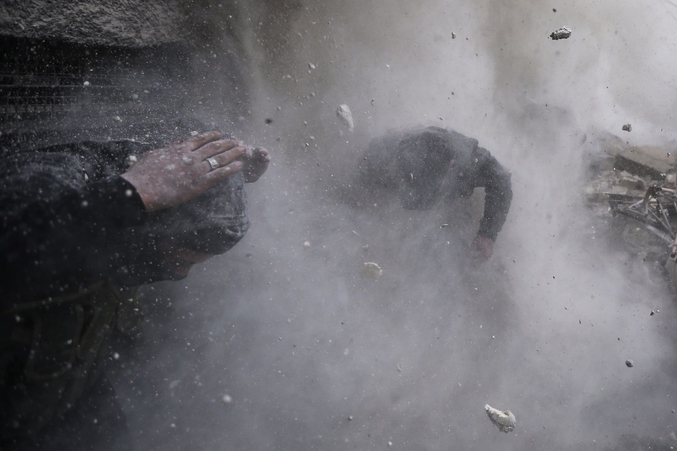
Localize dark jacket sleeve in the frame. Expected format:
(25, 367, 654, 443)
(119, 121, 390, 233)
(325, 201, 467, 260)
(469, 147, 513, 241)
(0, 175, 148, 307)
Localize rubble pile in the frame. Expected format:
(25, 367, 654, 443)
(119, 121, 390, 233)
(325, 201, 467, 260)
(584, 131, 677, 279)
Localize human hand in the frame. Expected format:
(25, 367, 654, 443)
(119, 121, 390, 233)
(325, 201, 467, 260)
(470, 234, 494, 264)
(121, 131, 246, 212)
(242, 146, 270, 183)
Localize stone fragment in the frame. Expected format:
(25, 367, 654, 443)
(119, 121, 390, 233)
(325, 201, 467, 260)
(360, 262, 383, 279)
(336, 104, 354, 131)
(550, 26, 572, 40)
(617, 172, 646, 190)
(614, 145, 676, 179)
(484, 404, 516, 433)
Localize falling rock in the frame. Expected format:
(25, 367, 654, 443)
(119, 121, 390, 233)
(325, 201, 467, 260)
(484, 404, 516, 433)
(336, 104, 355, 132)
(550, 26, 572, 40)
(626, 359, 634, 368)
(622, 123, 632, 132)
(360, 262, 383, 279)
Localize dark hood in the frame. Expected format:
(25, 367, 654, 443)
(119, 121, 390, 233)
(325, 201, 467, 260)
(396, 127, 454, 210)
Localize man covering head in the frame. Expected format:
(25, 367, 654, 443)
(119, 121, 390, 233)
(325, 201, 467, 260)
(0, 131, 269, 449)
(356, 125, 513, 262)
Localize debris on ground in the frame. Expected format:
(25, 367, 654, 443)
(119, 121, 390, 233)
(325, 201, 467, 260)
(584, 131, 677, 284)
(622, 123, 632, 132)
(484, 404, 516, 433)
(360, 262, 383, 279)
(336, 104, 354, 132)
(550, 26, 572, 40)
(585, 131, 677, 202)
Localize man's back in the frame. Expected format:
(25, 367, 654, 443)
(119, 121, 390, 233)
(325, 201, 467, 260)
(351, 126, 513, 261)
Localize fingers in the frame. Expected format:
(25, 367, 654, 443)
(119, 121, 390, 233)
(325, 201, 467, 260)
(202, 161, 244, 185)
(195, 139, 242, 159)
(180, 131, 223, 151)
(201, 146, 246, 173)
(241, 147, 270, 161)
(253, 147, 271, 162)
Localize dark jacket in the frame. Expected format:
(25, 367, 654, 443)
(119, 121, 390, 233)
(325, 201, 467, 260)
(0, 140, 249, 308)
(357, 126, 513, 240)
(0, 140, 249, 441)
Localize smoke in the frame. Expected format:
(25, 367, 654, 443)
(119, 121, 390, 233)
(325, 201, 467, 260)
(112, 1, 677, 450)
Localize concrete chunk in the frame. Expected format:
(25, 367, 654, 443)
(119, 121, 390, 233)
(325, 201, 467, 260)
(614, 145, 676, 179)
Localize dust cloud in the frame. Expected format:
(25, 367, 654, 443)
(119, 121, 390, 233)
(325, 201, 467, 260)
(113, 1, 677, 450)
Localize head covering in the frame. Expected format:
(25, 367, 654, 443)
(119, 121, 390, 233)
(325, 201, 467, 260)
(396, 127, 454, 210)
(148, 171, 250, 255)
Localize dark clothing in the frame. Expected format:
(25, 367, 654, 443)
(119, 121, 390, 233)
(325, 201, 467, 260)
(0, 146, 147, 307)
(3, 372, 133, 451)
(0, 140, 250, 446)
(0, 282, 140, 448)
(0, 140, 249, 308)
(357, 126, 513, 241)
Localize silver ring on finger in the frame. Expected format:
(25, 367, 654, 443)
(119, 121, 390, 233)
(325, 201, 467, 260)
(206, 157, 219, 171)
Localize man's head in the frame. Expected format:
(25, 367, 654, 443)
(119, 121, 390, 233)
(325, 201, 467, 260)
(396, 127, 455, 210)
(118, 170, 250, 285)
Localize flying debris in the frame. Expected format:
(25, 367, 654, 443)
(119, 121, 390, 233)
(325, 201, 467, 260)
(336, 104, 355, 132)
(550, 26, 572, 40)
(360, 262, 383, 279)
(626, 359, 634, 368)
(484, 404, 516, 433)
(622, 123, 632, 132)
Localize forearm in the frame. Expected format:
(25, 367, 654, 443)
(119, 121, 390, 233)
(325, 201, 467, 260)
(478, 180, 513, 240)
(474, 150, 513, 240)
